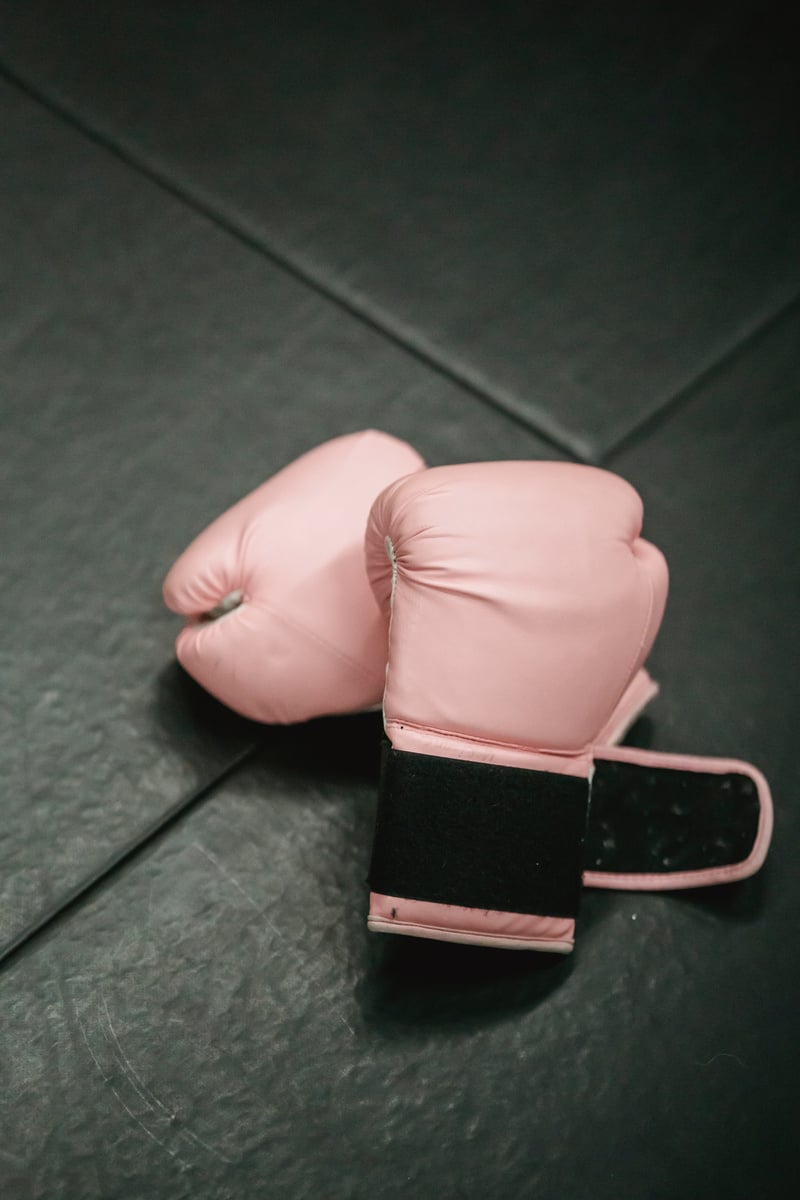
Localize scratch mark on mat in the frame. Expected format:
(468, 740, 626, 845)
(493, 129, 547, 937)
(74, 1000, 187, 1165)
(695, 1051, 748, 1069)
(99, 991, 232, 1163)
(192, 841, 261, 910)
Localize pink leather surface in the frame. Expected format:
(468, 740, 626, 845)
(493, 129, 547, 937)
(163, 431, 424, 723)
(368, 462, 669, 948)
(368, 893, 575, 953)
(368, 462, 668, 756)
(164, 433, 662, 739)
(595, 667, 659, 746)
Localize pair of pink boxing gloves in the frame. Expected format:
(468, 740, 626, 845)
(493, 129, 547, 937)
(163, 431, 772, 953)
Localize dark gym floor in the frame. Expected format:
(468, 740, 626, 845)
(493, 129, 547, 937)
(1, 5, 798, 1198)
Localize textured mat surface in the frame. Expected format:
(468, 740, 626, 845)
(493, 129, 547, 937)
(1, 8, 798, 1196)
(2, 292, 796, 1196)
(1, 1, 799, 455)
(0, 77, 553, 956)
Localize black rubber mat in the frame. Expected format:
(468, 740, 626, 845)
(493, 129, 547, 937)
(0, 77, 555, 958)
(0, 300, 796, 1197)
(0, 10, 798, 1195)
(0, 2, 798, 455)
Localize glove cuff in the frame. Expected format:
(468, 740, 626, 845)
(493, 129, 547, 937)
(367, 743, 589, 951)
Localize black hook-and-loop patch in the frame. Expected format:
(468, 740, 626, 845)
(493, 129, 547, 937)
(586, 758, 761, 874)
(368, 744, 589, 918)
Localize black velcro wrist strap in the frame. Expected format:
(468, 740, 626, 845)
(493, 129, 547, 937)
(586, 758, 761, 874)
(368, 744, 590, 919)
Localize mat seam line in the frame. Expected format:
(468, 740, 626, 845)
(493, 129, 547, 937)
(0, 743, 261, 969)
(598, 298, 800, 464)
(0, 58, 588, 462)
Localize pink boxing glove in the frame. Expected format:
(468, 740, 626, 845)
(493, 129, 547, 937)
(163, 430, 651, 732)
(162, 431, 424, 723)
(365, 462, 771, 951)
(162, 435, 771, 913)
